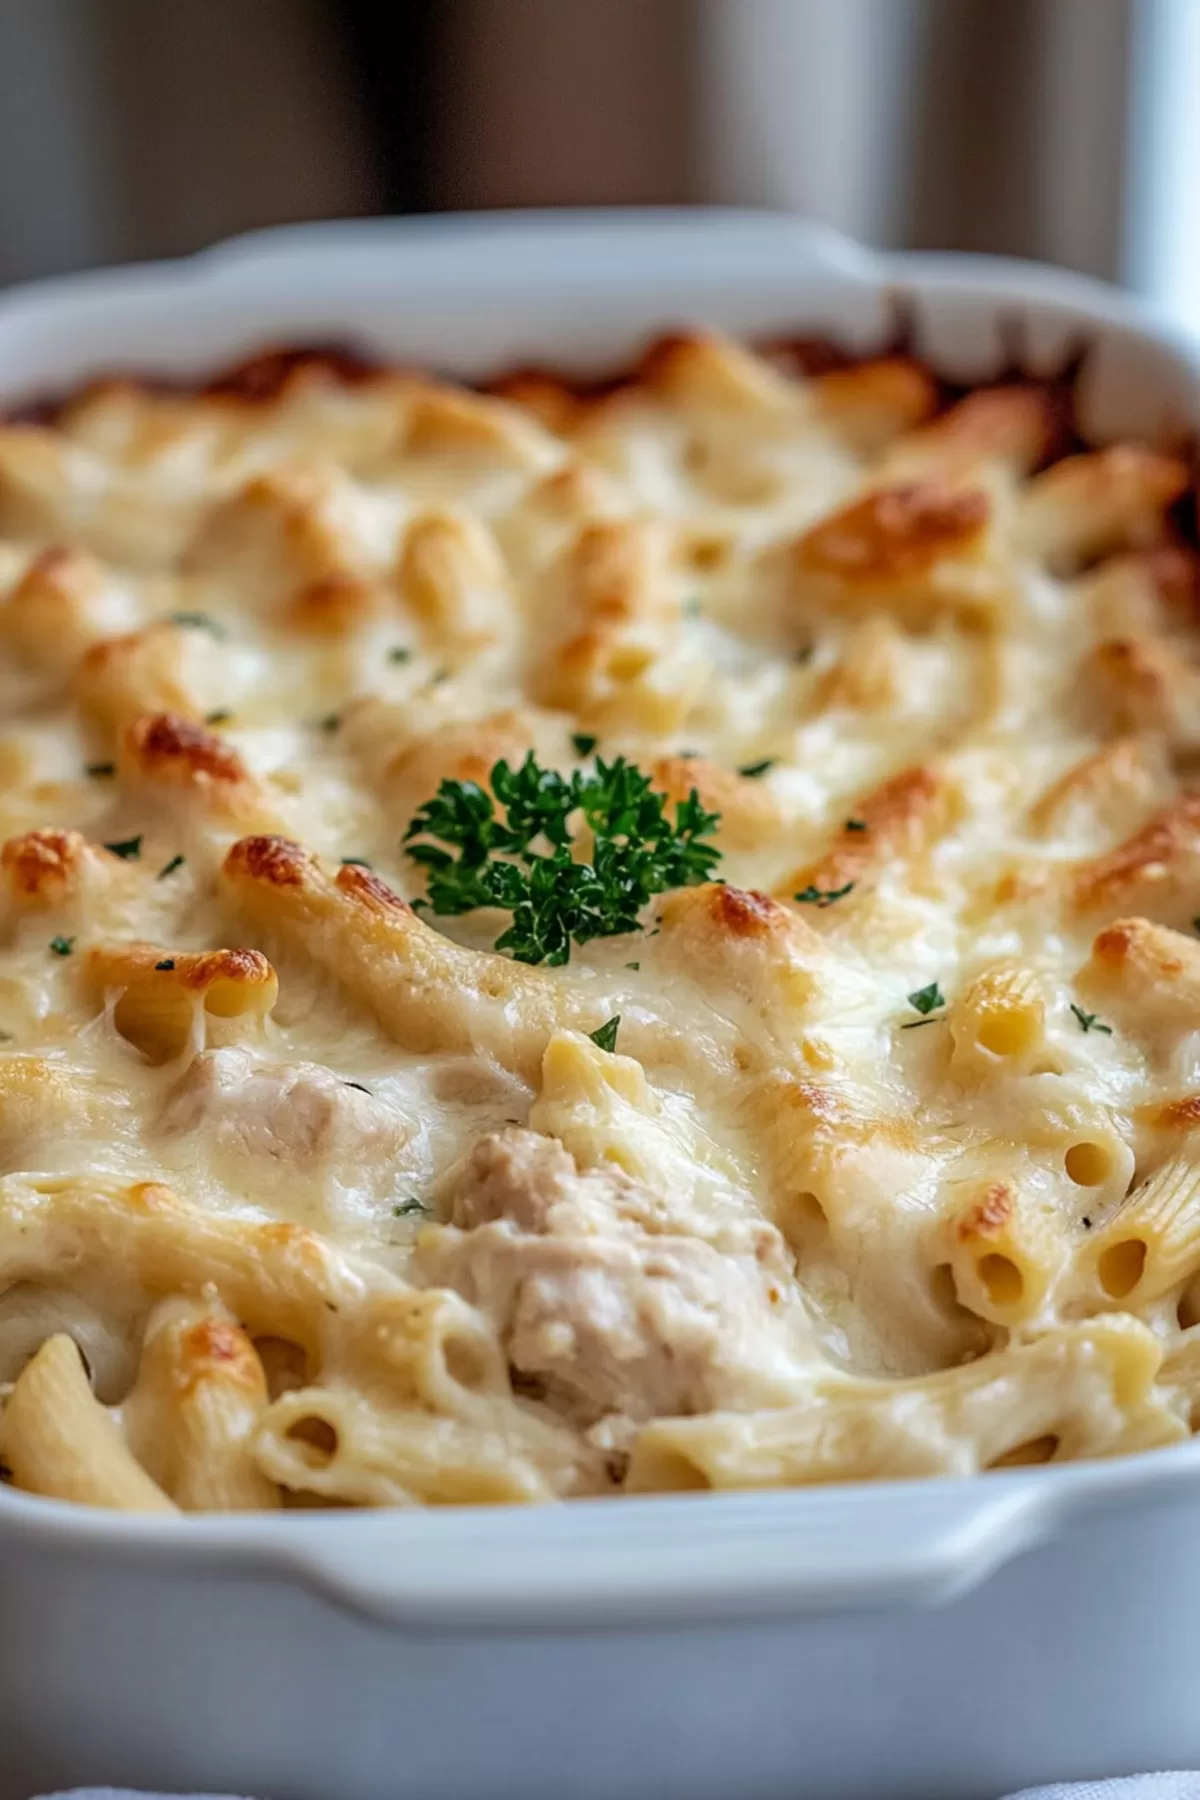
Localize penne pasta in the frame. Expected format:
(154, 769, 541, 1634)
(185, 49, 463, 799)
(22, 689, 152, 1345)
(122, 1298, 281, 1511)
(1, 1333, 176, 1512)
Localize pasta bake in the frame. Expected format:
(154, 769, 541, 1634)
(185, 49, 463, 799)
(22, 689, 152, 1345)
(0, 327, 1198, 1511)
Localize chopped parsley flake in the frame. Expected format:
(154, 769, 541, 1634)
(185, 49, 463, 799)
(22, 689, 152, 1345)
(103, 835, 143, 861)
(0, 1029, 14, 1043)
(572, 733, 598, 757)
(906, 981, 945, 1017)
(794, 881, 855, 908)
(344, 1080, 372, 1094)
(49, 936, 74, 957)
(387, 646, 412, 664)
(901, 1016, 943, 1030)
(625, 961, 640, 971)
(340, 857, 372, 869)
(319, 713, 341, 734)
(589, 1015, 621, 1054)
(205, 709, 232, 726)
(794, 643, 815, 665)
(157, 853, 185, 880)
(1081, 1215, 1093, 1229)
(845, 818, 867, 832)
(170, 611, 224, 637)
(394, 1196, 430, 1218)
(738, 759, 775, 779)
(154, 958, 175, 971)
(1070, 1003, 1112, 1036)
(85, 761, 115, 778)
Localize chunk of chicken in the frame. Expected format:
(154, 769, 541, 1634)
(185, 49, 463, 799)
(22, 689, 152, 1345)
(417, 1128, 814, 1430)
(156, 1048, 409, 1214)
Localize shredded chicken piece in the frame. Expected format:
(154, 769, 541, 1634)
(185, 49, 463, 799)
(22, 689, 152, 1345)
(157, 1049, 409, 1205)
(418, 1128, 813, 1429)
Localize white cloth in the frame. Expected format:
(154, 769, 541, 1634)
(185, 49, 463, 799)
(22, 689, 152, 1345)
(29, 1783, 1200, 1800)
(1006, 1784, 1200, 1800)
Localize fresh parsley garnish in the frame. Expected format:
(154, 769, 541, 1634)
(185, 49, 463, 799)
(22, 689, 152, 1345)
(85, 761, 114, 778)
(340, 857, 372, 868)
(625, 960, 640, 971)
(901, 1016, 942, 1030)
(404, 751, 722, 966)
(104, 835, 143, 860)
(393, 1196, 430, 1218)
(319, 713, 341, 734)
(1070, 1003, 1112, 1036)
(907, 981, 945, 1016)
(794, 881, 854, 908)
(155, 958, 175, 971)
(589, 1016, 621, 1054)
(738, 759, 775, 779)
(572, 733, 598, 757)
(49, 936, 74, 957)
(170, 611, 224, 637)
(845, 818, 867, 832)
(157, 853, 185, 880)
(388, 646, 411, 664)
(205, 709, 232, 726)
(794, 644, 815, 665)
(344, 1080, 372, 1094)
(1081, 1215, 1093, 1229)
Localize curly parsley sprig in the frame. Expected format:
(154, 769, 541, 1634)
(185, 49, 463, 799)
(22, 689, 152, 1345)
(404, 751, 722, 965)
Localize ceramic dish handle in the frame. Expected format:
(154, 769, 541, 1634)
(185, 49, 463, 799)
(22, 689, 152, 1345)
(196, 206, 879, 286)
(279, 1473, 1068, 1630)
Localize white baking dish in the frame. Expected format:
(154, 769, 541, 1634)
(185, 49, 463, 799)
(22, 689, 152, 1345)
(3, 208, 1200, 1800)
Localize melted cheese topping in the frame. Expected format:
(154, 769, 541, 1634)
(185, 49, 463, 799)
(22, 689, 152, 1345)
(0, 333, 1198, 1511)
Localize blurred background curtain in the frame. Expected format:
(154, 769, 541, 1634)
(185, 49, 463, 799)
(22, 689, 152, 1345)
(0, 0, 1182, 305)
(697, 0, 1135, 280)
